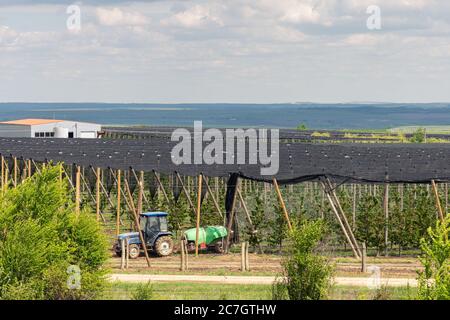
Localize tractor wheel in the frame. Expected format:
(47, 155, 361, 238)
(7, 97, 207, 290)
(154, 236, 174, 257)
(214, 240, 225, 254)
(187, 241, 196, 253)
(113, 243, 122, 257)
(128, 244, 141, 259)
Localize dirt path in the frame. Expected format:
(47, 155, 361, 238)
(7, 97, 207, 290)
(108, 254, 421, 278)
(109, 274, 418, 287)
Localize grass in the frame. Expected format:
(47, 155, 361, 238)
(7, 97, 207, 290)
(108, 282, 272, 300)
(389, 125, 450, 134)
(107, 282, 417, 300)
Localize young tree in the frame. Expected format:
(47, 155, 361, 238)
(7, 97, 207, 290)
(0, 165, 109, 300)
(272, 220, 334, 300)
(355, 194, 385, 255)
(244, 193, 268, 253)
(417, 216, 450, 300)
(267, 201, 288, 253)
(410, 128, 426, 143)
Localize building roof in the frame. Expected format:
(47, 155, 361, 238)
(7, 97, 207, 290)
(0, 118, 64, 126)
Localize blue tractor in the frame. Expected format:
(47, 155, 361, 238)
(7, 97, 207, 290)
(113, 212, 174, 258)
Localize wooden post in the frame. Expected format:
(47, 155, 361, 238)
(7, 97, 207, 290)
(124, 179, 151, 267)
(176, 172, 197, 217)
(13, 157, 17, 187)
(431, 180, 445, 222)
(4, 159, 8, 192)
(96, 167, 101, 222)
(321, 181, 360, 259)
(153, 171, 172, 207)
(116, 169, 122, 236)
(272, 178, 293, 232)
(237, 188, 264, 254)
(361, 242, 367, 273)
(0, 155, 4, 192)
(120, 239, 126, 270)
(28, 159, 32, 178)
(180, 239, 186, 271)
(132, 169, 150, 207)
(445, 183, 448, 214)
(75, 165, 81, 216)
(352, 184, 357, 228)
(203, 176, 223, 218)
(325, 178, 362, 258)
(241, 242, 245, 271)
(195, 174, 202, 257)
(125, 240, 129, 269)
(384, 182, 389, 256)
(137, 170, 144, 215)
(184, 240, 189, 270)
(225, 177, 240, 253)
(245, 241, 250, 271)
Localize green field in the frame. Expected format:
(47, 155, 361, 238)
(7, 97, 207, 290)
(107, 282, 416, 300)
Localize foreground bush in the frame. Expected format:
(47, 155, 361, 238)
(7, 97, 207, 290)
(272, 220, 334, 300)
(0, 165, 109, 300)
(417, 216, 450, 300)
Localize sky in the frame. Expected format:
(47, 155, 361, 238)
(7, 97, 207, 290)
(0, 0, 449, 103)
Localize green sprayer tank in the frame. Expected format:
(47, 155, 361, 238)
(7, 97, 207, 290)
(184, 226, 227, 253)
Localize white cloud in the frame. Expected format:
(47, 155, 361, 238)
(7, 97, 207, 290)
(96, 7, 149, 26)
(161, 4, 224, 28)
(344, 33, 383, 46)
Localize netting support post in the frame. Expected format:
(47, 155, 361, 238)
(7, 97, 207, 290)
(195, 174, 203, 257)
(203, 176, 224, 219)
(96, 167, 101, 222)
(124, 178, 151, 268)
(225, 177, 240, 254)
(116, 169, 121, 236)
(273, 178, 293, 232)
(320, 178, 361, 259)
(176, 172, 197, 217)
(75, 165, 81, 216)
(431, 180, 445, 222)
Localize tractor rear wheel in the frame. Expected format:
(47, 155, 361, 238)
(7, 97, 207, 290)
(113, 243, 122, 257)
(128, 244, 141, 259)
(214, 240, 224, 254)
(187, 241, 196, 253)
(154, 236, 174, 257)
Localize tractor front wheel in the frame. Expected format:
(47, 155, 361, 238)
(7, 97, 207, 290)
(128, 244, 141, 259)
(154, 236, 174, 257)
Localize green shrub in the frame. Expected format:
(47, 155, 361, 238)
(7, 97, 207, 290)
(131, 281, 154, 300)
(0, 165, 109, 300)
(410, 128, 426, 143)
(417, 216, 450, 300)
(272, 220, 334, 300)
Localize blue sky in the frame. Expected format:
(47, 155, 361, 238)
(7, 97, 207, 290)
(0, 0, 449, 103)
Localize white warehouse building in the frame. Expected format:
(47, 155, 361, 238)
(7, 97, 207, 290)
(0, 119, 102, 139)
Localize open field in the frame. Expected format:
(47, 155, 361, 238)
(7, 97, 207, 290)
(107, 282, 417, 300)
(389, 125, 450, 134)
(107, 253, 421, 279)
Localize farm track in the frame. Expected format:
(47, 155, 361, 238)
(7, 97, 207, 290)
(109, 274, 418, 287)
(107, 253, 421, 278)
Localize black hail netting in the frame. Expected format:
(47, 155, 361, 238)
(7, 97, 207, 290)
(1, 137, 450, 184)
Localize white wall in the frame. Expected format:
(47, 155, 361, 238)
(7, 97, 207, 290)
(0, 124, 31, 137)
(31, 121, 102, 138)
